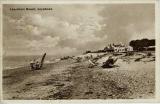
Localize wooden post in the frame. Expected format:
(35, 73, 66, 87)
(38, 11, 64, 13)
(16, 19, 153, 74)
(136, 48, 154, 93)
(40, 53, 46, 69)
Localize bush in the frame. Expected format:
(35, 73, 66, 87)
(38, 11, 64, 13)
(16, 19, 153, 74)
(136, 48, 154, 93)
(125, 52, 134, 56)
(147, 52, 152, 57)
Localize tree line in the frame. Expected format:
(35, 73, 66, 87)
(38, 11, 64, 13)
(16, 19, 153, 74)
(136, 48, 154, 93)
(129, 38, 155, 51)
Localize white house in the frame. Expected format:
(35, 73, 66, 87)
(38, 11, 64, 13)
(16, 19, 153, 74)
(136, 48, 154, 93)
(113, 45, 133, 53)
(113, 46, 126, 52)
(127, 46, 133, 52)
(104, 43, 133, 53)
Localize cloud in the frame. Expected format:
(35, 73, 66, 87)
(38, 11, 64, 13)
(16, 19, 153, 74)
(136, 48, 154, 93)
(125, 23, 155, 41)
(51, 47, 77, 56)
(26, 13, 105, 43)
(5, 8, 104, 55)
(27, 36, 60, 49)
(97, 4, 155, 44)
(3, 4, 154, 56)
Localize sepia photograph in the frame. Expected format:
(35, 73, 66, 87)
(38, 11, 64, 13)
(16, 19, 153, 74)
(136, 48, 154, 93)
(2, 3, 156, 100)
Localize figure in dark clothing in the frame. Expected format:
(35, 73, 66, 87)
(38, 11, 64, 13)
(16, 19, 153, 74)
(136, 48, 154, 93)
(35, 61, 40, 70)
(30, 60, 40, 70)
(30, 53, 46, 70)
(30, 59, 36, 70)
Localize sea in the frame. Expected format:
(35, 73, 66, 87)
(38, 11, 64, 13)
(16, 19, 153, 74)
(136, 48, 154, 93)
(3, 55, 57, 70)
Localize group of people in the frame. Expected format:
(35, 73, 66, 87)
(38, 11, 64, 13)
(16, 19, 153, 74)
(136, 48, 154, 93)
(30, 59, 41, 70)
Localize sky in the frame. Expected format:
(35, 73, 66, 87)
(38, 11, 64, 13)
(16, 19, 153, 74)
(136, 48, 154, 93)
(3, 4, 155, 56)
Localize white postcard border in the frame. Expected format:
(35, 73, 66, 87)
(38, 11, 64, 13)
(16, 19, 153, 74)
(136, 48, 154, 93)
(0, 0, 159, 103)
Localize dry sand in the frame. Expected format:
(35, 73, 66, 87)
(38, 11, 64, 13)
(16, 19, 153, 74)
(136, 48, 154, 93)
(3, 52, 155, 99)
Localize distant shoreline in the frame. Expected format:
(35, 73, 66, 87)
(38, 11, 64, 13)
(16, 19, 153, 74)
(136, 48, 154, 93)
(2, 55, 57, 71)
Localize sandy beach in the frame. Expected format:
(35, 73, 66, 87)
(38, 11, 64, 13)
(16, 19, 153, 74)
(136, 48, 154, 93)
(3, 52, 155, 99)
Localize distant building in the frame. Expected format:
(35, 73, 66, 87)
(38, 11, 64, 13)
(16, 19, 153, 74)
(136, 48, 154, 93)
(127, 46, 133, 52)
(104, 43, 133, 53)
(114, 46, 126, 53)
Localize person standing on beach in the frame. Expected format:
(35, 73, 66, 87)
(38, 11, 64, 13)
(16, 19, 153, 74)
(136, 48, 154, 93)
(35, 61, 40, 70)
(30, 59, 36, 70)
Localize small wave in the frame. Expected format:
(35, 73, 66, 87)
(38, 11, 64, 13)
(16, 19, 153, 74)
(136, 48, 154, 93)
(4, 65, 27, 70)
(44, 60, 58, 64)
(4, 60, 58, 70)
(44, 60, 52, 64)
